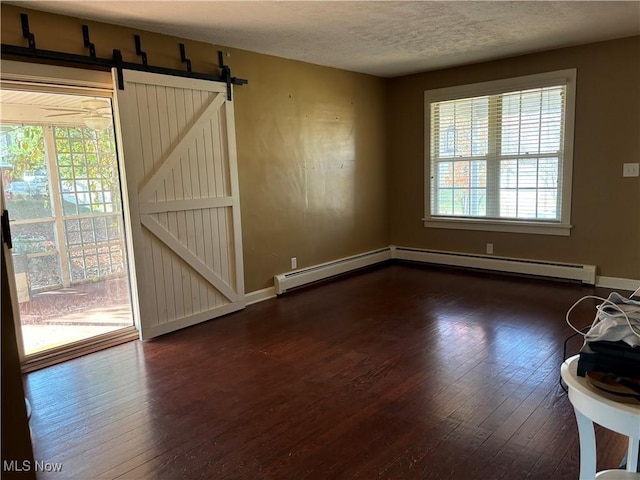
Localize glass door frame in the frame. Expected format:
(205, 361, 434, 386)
(1, 60, 141, 371)
(1, 179, 27, 360)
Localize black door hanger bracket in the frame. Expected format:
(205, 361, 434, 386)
(3, 13, 248, 101)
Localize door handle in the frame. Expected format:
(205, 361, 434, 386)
(1, 209, 12, 249)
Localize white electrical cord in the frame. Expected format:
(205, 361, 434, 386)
(565, 285, 640, 341)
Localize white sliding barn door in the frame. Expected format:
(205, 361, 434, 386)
(114, 70, 245, 340)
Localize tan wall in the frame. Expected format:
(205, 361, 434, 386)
(387, 36, 640, 280)
(3, 5, 638, 283)
(229, 52, 388, 290)
(1, 5, 389, 292)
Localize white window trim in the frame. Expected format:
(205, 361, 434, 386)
(423, 69, 577, 236)
(0, 60, 113, 92)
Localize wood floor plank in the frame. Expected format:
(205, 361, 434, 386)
(25, 264, 632, 479)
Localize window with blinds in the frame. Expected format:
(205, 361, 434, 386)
(424, 70, 576, 236)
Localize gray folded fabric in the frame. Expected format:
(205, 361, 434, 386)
(585, 292, 640, 348)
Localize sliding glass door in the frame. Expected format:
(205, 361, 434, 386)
(0, 89, 135, 359)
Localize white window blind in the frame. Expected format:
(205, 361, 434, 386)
(424, 70, 576, 236)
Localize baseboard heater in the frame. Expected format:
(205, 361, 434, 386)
(274, 248, 392, 294)
(391, 246, 596, 285)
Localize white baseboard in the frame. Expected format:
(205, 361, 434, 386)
(595, 276, 640, 292)
(391, 245, 597, 284)
(245, 287, 277, 306)
(274, 247, 392, 294)
(256, 245, 638, 300)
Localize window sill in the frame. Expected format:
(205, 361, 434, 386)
(423, 217, 572, 236)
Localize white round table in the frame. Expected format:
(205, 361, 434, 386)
(561, 355, 640, 479)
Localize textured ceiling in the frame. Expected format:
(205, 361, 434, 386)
(6, 1, 640, 77)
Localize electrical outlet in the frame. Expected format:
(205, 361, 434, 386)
(623, 163, 639, 177)
(291, 257, 297, 269)
(486, 243, 494, 255)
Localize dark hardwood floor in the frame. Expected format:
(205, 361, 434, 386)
(25, 263, 631, 479)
